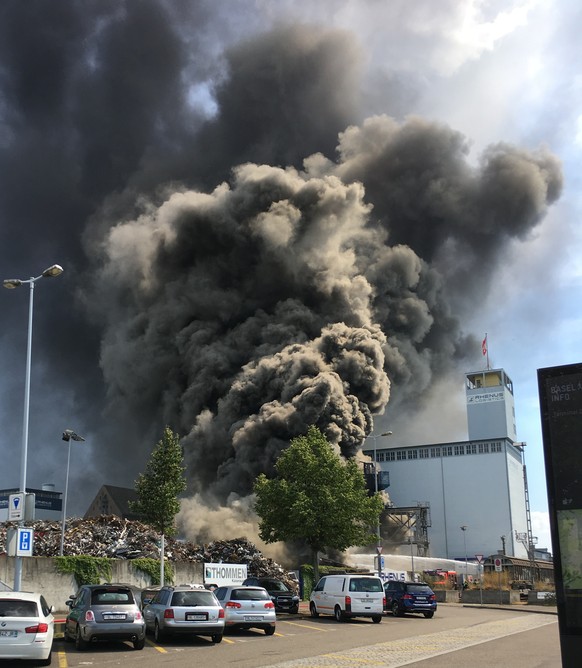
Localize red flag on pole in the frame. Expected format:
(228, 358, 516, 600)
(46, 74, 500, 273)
(482, 334, 488, 356)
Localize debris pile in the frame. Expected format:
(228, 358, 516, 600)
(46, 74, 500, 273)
(0, 516, 294, 586)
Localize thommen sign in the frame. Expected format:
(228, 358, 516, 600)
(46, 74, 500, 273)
(204, 563, 248, 587)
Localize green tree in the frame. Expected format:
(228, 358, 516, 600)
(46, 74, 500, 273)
(253, 425, 383, 583)
(130, 426, 186, 584)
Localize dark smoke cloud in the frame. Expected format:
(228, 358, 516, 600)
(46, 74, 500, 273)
(0, 3, 562, 526)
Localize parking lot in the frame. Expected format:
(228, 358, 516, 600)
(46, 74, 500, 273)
(40, 603, 559, 668)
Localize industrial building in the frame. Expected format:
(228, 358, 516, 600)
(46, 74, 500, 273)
(364, 368, 533, 561)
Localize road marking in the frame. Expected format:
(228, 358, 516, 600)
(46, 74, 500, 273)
(282, 620, 332, 631)
(148, 638, 168, 653)
(58, 650, 67, 667)
(266, 614, 557, 667)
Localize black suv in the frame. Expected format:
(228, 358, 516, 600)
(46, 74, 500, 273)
(384, 581, 437, 618)
(242, 577, 300, 614)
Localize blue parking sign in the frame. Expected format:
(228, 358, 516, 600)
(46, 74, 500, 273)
(16, 528, 33, 557)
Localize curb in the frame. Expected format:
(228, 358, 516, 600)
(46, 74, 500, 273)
(462, 603, 557, 615)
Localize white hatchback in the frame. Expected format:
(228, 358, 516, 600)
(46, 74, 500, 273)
(214, 585, 276, 635)
(0, 591, 54, 665)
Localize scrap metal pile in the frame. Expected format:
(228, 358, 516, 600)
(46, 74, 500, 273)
(0, 515, 294, 584)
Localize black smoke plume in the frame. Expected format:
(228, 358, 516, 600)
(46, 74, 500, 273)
(0, 3, 562, 533)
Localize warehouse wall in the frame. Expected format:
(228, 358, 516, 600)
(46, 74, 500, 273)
(0, 555, 204, 614)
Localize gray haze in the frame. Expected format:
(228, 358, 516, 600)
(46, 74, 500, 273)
(0, 2, 566, 535)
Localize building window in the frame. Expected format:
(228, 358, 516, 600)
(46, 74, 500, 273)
(396, 450, 406, 461)
(407, 449, 418, 459)
(467, 443, 477, 454)
(478, 443, 490, 454)
(386, 451, 395, 461)
(419, 448, 429, 459)
(454, 445, 465, 456)
(442, 446, 452, 457)
(431, 447, 441, 458)
(492, 442, 502, 453)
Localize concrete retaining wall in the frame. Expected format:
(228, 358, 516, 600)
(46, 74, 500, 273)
(434, 590, 459, 603)
(459, 589, 521, 604)
(0, 555, 203, 614)
(434, 589, 523, 604)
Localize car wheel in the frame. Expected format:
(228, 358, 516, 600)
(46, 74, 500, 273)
(309, 602, 319, 618)
(334, 605, 345, 622)
(264, 625, 276, 636)
(391, 601, 402, 617)
(211, 634, 223, 643)
(372, 615, 382, 624)
(424, 611, 435, 618)
(133, 636, 145, 650)
(75, 626, 89, 651)
(63, 624, 73, 643)
(289, 606, 299, 614)
(154, 621, 166, 643)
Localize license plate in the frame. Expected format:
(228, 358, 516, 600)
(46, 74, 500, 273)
(0, 630, 17, 637)
(186, 613, 207, 621)
(416, 597, 426, 601)
(244, 615, 263, 621)
(103, 613, 126, 620)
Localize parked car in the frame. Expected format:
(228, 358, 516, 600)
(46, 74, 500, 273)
(384, 580, 437, 618)
(0, 591, 54, 666)
(143, 585, 224, 643)
(214, 585, 276, 635)
(242, 577, 300, 614)
(64, 583, 146, 650)
(139, 586, 162, 610)
(309, 574, 384, 623)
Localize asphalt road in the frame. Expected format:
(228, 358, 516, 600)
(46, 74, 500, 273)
(23, 603, 560, 668)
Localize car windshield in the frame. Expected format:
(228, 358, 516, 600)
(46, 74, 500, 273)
(349, 578, 383, 593)
(171, 591, 216, 606)
(262, 580, 289, 592)
(231, 588, 270, 601)
(408, 585, 433, 594)
(91, 588, 134, 605)
(0, 600, 37, 617)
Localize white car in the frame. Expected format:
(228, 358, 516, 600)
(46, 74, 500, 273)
(0, 591, 54, 665)
(214, 585, 276, 635)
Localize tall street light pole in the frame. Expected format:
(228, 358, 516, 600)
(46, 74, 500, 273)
(370, 430, 393, 577)
(3, 264, 63, 590)
(60, 430, 85, 556)
(461, 525, 468, 585)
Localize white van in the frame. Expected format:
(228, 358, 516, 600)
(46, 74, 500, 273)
(309, 574, 385, 622)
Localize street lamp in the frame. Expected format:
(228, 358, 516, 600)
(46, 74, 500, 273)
(461, 525, 468, 584)
(409, 532, 416, 581)
(369, 430, 393, 576)
(3, 264, 63, 590)
(60, 430, 85, 556)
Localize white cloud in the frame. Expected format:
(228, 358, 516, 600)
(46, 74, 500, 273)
(531, 510, 553, 553)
